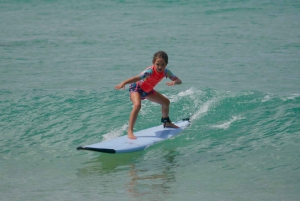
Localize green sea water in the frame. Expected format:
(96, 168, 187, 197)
(1, 0, 299, 200)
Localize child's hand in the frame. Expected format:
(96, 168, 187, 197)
(115, 83, 125, 90)
(166, 81, 176, 86)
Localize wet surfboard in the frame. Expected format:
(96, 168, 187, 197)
(77, 118, 190, 154)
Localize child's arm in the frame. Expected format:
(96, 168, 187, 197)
(115, 76, 141, 90)
(166, 76, 182, 86)
(165, 69, 182, 86)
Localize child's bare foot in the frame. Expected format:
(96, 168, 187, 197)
(164, 122, 179, 128)
(128, 131, 137, 139)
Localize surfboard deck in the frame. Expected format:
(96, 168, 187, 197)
(77, 118, 190, 154)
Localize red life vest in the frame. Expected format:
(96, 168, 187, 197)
(139, 66, 165, 92)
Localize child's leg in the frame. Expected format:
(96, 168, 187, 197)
(145, 91, 179, 128)
(128, 92, 141, 139)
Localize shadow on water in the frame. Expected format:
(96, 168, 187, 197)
(77, 151, 144, 174)
(76, 149, 179, 199)
(126, 151, 178, 199)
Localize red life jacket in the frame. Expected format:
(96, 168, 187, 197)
(139, 66, 165, 92)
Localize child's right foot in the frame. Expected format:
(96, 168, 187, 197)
(127, 131, 137, 139)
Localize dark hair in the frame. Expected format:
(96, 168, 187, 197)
(152, 51, 168, 64)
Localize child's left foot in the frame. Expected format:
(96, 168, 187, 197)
(164, 122, 179, 128)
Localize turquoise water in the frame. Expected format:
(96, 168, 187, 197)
(1, 0, 299, 200)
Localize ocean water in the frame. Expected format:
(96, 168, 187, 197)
(1, 0, 299, 200)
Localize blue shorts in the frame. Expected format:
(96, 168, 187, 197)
(129, 83, 155, 100)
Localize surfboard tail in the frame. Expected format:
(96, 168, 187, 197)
(182, 117, 190, 122)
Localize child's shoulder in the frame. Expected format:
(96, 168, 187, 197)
(142, 66, 154, 72)
(164, 68, 172, 74)
(145, 66, 153, 70)
(164, 68, 175, 77)
(139, 66, 154, 78)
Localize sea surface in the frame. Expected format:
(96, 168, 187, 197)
(1, 0, 299, 200)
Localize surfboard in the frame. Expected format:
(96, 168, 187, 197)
(77, 118, 190, 154)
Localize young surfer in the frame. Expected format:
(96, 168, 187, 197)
(115, 51, 182, 139)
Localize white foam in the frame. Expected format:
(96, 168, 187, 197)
(102, 124, 128, 141)
(262, 95, 272, 102)
(212, 115, 244, 130)
(281, 93, 300, 101)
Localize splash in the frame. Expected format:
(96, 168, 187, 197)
(169, 87, 203, 103)
(190, 100, 214, 121)
(169, 87, 218, 121)
(178, 87, 197, 97)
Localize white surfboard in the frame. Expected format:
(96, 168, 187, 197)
(77, 118, 190, 154)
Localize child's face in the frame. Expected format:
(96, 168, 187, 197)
(153, 57, 167, 73)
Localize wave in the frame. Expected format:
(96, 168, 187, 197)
(0, 87, 299, 160)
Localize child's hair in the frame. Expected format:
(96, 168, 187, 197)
(152, 51, 168, 64)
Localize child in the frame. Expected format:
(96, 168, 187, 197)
(115, 51, 182, 139)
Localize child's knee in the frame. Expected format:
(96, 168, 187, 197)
(163, 98, 170, 107)
(167, 98, 170, 105)
(133, 103, 141, 111)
